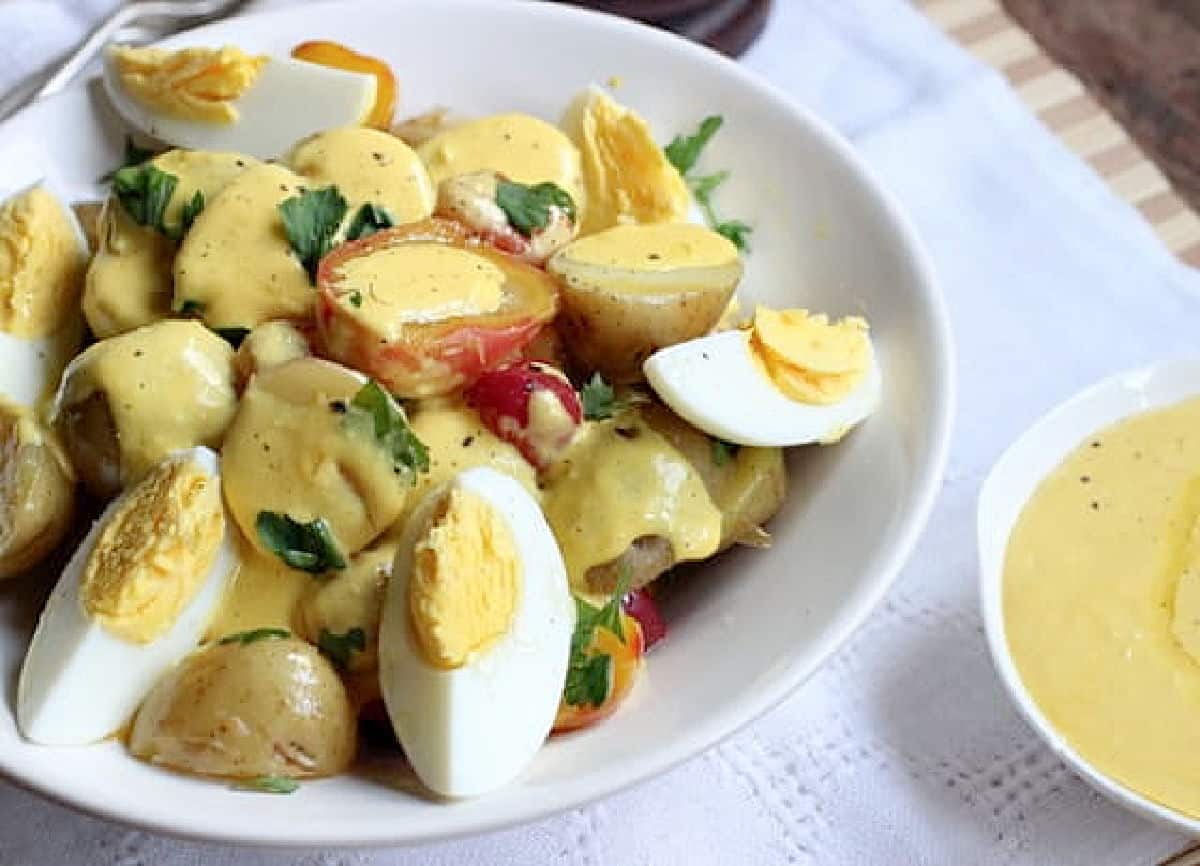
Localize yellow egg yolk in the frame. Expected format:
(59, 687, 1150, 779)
(408, 487, 519, 669)
(80, 456, 224, 644)
(334, 243, 505, 333)
(109, 45, 268, 125)
(563, 88, 690, 235)
(0, 185, 85, 338)
(748, 307, 871, 405)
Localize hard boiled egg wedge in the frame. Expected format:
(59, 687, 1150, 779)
(378, 466, 575, 797)
(17, 446, 237, 745)
(644, 308, 882, 447)
(0, 139, 88, 408)
(103, 45, 376, 159)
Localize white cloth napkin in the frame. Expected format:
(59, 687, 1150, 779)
(3, 0, 1200, 862)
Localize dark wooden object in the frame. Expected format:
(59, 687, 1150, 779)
(560, 0, 773, 57)
(1002, 0, 1200, 210)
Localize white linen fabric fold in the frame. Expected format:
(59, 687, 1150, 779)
(1, 0, 1198, 863)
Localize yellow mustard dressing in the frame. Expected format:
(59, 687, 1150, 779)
(55, 320, 237, 486)
(1004, 396, 1200, 818)
(561, 87, 690, 234)
(109, 45, 267, 125)
(287, 127, 434, 224)
(85, 149, 258, 339)
(204, 536, 311, 641)
(0, 185, 86, 338)
(334, 243, 505, 333)
(173, 163, 311, 329)
(541, 417, 721, 588)
(418, 113, 585, 208)
(558, 222, 738, 276)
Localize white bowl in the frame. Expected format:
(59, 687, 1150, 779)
(0, 0, 953, 846)
(979, 359, 1200, 835)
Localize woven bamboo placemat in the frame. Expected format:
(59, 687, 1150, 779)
(917, 0, 1200, 268)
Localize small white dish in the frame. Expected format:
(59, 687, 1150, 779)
(979, 359, 1200, 835)
(0, 0, 954, 846)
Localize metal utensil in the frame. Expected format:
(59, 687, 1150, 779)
(0, 0, 251, 122)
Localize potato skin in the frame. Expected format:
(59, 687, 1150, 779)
(549, 259, 739, 383)
(639, 402, 786, 551)
(129, 638, 356, 779)
(0, 413, 75, 579)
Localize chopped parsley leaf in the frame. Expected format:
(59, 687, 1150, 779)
(715, 220, 752, 251)
(113, 163, 177, 236)
(348, 290, 363, 308)
(664, 115, 723, 176)
(98, 136, 159, 183)
(563, 567, 631, 709)
(171, 189, 205, 240)
(344, 380, 430, 480)
(256, 512, 346, 574)
(218, 627, 290, 646)
(345, 203, 395, 241)
(580, 373, 623, 421)
(177, 299, 205, 318)
(711, 438, 740, 467)
(278, 185, 348, 282)
(495, 180, 576, 237)
(318, 627, 367, 670)
(233, 775, 299, 794)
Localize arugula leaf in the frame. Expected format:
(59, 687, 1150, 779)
(233, 775, 299, 794)
(113, 164, 177, 235)
(562, 567, 631, 708)
(495, 180, 576, 237)
(219, 627, 290, 646)
(256, 512, 346, 574)
(318, 627, 367, 670)
(214, 327, 250, 348)
(278, 185, 348, 282)
(172, 189, 205, 240)
(344, 380, 430, 479)
(98, 136, 159, 183)
(711, 438, 740, 467)
(580, 373, 622, 421)
(664, 115, 723, 175)
(346, 203, 395, 241)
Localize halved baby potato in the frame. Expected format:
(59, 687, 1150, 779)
(547, 222, 742, 383)
(0, 405, 75, 579)
(315, 219, 558, 398)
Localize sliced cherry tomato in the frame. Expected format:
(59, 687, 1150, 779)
(291, 40, 397, 129)
(553, 612, 644, 734)
(315, 219, 559, 398)
(465, 361, 582, 469)
(623, 588, 666, 650)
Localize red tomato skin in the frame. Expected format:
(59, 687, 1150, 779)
(465, 362, 582, 468)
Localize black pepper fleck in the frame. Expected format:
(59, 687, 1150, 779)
(1080, 475, 1091, 483)
(329, 400, 347, 414)
(462, 435, 475, 447)
(1090, 501, 1100, 510)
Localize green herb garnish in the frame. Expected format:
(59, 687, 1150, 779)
(664, 115, 723, 176)
(665, 116, 752, 251)
(177, 299, 205, 317)
(233, 775, 299, 794)
(256, 512, 346, 574)
(113, 163, 177, 235)
(98, 136, 159, 183)
(580, 373, 626, 421)
(346, 203, 395, 241)
(344, 380, 430, 479)
(278, 185, 348, 282)
(171, 189, 205, 240)
(219, 627, 290, 646)
(348, 290, 363, 308)
(495, 180, 576, 237)
(563, 567, 630, 708)
(214, 326, 250, 348)
(711, 438, 740, 467)
(318, 627, 367, 670)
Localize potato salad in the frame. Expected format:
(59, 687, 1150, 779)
(3, 40, 881, 798)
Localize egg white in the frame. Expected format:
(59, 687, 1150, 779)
(378, 467, 575, 798)
(643, 328, 883, 447)
(17, 446, 237, 746)
(102, 53, 377, 160)
(0, 140, 88, 409)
